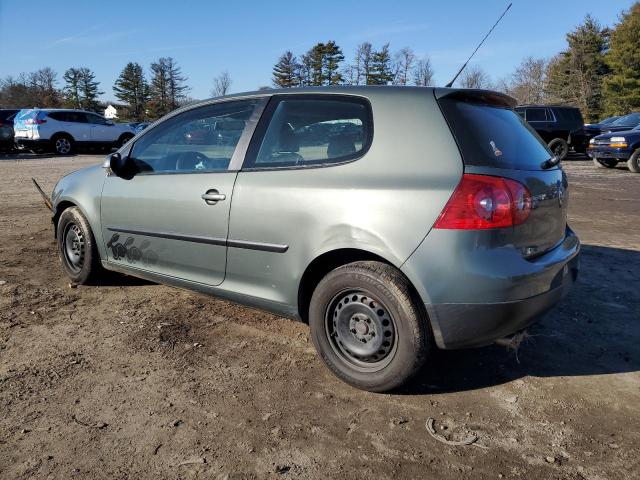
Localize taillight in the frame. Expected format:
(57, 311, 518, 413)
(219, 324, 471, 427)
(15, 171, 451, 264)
(434, 174, 532, 230)
(25, 118, 46, 125)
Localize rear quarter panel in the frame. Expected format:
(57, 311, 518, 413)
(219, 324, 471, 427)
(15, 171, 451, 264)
(224, 88, 463, 310)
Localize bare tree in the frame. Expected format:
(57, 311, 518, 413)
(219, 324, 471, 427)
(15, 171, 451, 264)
(413, 57, 435, 86)
(212, 71, 232, 97)
(393, 47, 416, 85)
(506, 57, 547, 104)
(458, 66, 491, 89)
(345, 42, 373, 85)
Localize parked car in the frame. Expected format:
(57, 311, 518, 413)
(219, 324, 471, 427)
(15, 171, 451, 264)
(515, 105, 586, 159)
(585, 115, 620, 127)
(14, 109, 136, 155)
(582, 112, 640, 147)
(0, 108, 19, 152)
(588, 124, 640, 173)
(44, 87, 580, 392)
(134, 122, 150, 134)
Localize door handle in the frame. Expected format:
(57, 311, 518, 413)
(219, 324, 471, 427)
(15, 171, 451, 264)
(202, 190, 226, 205)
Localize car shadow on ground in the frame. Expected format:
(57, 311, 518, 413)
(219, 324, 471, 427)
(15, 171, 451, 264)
(399, 244, 640, 395)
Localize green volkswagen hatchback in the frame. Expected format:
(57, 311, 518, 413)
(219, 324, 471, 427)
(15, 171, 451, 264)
(49, 86, 580, 392)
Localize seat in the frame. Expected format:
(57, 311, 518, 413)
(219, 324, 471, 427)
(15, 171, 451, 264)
(327, 135, 356, 158)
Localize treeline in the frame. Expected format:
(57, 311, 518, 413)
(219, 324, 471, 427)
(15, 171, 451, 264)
(0, 3, 637, 123)
(0, 57, 193, 122)
(272, 42, 434, 88)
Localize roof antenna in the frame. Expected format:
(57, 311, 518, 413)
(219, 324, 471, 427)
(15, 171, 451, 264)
(444, 3, 512, 88)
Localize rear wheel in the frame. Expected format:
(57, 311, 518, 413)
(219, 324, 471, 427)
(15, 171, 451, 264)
(309, 261, 431, 392)
(593, 157, 618, 169)
(548, 138, 569, 161)
(57, 207, 102, 284)
(52, 134, 74, 155)
(627, 149, 640, 173)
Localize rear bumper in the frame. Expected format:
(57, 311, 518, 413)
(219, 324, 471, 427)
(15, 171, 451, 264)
(402, 227, 580, 350)
(15, 138, 49, 150)
(587, 147, 632, 160)
(425, 253, 579, 349)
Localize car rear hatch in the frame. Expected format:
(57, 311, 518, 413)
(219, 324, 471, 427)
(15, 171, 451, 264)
(436, 89, 568, 258)
(13, 109, 46, 139)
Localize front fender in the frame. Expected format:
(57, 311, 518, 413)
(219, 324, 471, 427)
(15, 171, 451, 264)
(51, 164, 107, 259)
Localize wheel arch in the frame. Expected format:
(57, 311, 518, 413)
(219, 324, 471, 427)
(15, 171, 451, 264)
(297, 248, 423, 324)
(51, 131, 75, 142)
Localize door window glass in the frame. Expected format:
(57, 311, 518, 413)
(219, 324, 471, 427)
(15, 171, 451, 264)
(130, 99, 258, 173)
(248, 96, 372, 168)
(87, 114, 109, 125)
(525, 108, 547, 122)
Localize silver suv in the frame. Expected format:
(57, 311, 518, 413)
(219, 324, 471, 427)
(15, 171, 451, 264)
(45, 87, 580, 392)
(14, 109, 135, 155)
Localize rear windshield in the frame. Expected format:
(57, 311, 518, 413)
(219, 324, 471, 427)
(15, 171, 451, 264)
(439, 98, 552, 170)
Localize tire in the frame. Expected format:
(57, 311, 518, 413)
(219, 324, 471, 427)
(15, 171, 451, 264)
(627, 149, 640, 173)
(57, 207, 102, 284)
(52, 134, 74, 155)
(309, 261, 432, 392)
(548, 138, 569, 161)
(117, 134, 134, 148)
(593, 157, 618, 169)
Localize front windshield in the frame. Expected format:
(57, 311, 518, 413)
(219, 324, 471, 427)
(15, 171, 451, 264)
(612, 112, 640, 126)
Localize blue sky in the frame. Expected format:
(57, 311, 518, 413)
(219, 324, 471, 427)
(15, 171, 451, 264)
(0, 0, 635, 101)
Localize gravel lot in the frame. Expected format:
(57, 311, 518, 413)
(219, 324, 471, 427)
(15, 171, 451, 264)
(0, 153, 638, 479)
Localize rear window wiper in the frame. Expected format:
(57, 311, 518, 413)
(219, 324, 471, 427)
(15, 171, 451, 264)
(540, 156, 560, 170)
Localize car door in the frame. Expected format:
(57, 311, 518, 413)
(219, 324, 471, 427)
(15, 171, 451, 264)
(64, 111, 92, 142)
(100, 98, 267, 286)
(86, 113, 114, 142)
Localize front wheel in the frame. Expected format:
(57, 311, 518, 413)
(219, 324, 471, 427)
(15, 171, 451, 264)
(548, 138, 569, 161)
(627, 149, 640, 173)
(593, 157, 618, 169)
(309, 261, 432, 392)
(57, 207, 102, 284)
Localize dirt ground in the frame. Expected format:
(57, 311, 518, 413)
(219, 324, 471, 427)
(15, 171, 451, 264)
(0, 152, 638, 480)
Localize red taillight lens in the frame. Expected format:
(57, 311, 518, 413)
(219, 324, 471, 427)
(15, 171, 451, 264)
(25, 118, 46, 125)
(434, 174, 531, 230)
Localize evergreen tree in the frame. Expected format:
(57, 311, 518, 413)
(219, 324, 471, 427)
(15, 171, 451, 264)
(272, 51, 301, 88)
(368, 44, 394, 85)
(603, 3, 640, 115)
(148, 57, 188, 118)
(322, 41, 344, 85)
(545, 15, 610, 122)
(307, 43, 325, 86)
(78, 68, 103, 112)
(63, 68, 83, 108)
(113, 62, 148, 121)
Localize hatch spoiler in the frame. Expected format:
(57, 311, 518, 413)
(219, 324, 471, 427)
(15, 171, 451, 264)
(433, 88, 517, 109)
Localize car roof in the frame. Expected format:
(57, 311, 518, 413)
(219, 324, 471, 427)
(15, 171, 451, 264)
(176, 86, 516, 113)
(20, 108, 102, 114)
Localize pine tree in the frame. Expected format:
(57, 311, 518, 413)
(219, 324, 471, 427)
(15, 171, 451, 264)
(368, 44, 394, 85)
(148, 57, 188, 118)
(545, 15, 610, 122)
(272, 51, 301, 88)
(306, 43, 325, 86)
(113, 62, 148, 121)
(603, 3, 640, 115)
(63, 68, 83, 108)
(322, 41, 344, 85)
(78, 68, 103, 112)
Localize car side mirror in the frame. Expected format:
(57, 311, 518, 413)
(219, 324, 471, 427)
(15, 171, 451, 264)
(107, 152, 134, 179)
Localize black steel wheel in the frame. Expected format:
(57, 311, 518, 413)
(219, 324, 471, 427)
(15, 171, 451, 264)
(57, 207, 102, 284)
(309, 261, 432, 392)
(548, 138, 569, 161)
(325, 290, 398, 371)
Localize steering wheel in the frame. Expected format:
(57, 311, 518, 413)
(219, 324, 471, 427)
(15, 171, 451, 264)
(175, 151, 208, 171)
